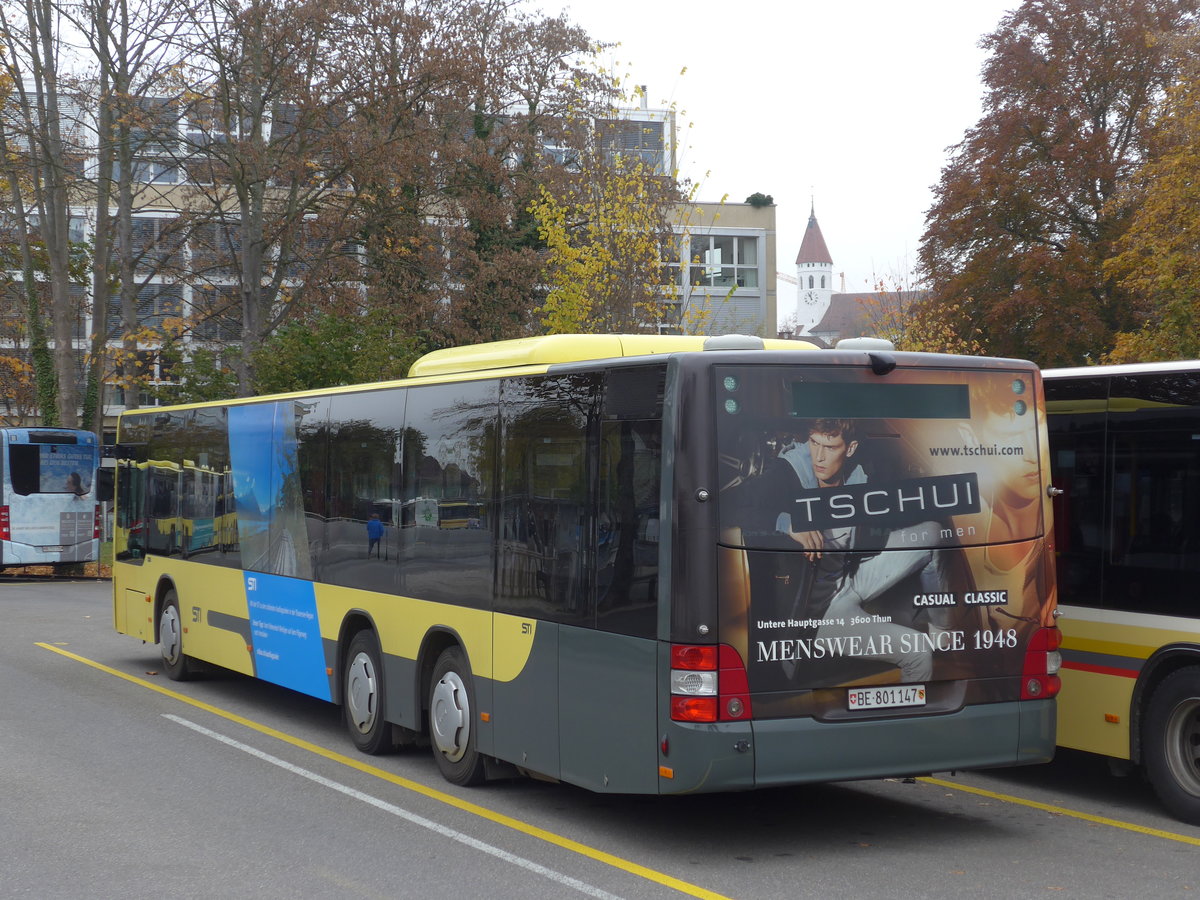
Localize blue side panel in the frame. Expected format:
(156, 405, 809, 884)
(245, 571, 331, 701)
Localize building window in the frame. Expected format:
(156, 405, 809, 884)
(107, 284, 183, 338)
(190, 220, 243, 275)
(122, 216, 185, 272)
(821, 276, 825, 289)
(598, 118, 666, 174)
(808, 276, 813, 289)
(190, 284, 243, 342)
(689, 235, 759, 288)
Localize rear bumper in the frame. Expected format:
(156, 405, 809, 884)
(658, 699, 1054, 794)
(752, 699, 1056, 786)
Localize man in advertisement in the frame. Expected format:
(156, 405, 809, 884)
(772, 419, 943, 683)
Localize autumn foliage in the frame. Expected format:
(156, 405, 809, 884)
(531, 155, 682, 334)
(919, 0, 1200, 366)
(1104, 33, 1200, 362)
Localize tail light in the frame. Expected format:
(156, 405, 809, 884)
(0, 505, 9, 541)
(93, 504, 101, 540)
(1021, 627, 1062, 700)
(669, 644, 753, 722)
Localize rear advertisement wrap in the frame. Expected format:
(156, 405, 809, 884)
(715, 365, 1055, 707)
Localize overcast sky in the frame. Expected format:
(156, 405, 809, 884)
(541, 0, 1019, 324)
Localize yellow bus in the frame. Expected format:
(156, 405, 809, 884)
(112, 334, 1061, 793)
(1046, 360, 1200, 824)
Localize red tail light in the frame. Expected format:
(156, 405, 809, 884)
(669, 643, 753, 722)
(1021, 627, 1062, 700)
(0, 505, 10, 541)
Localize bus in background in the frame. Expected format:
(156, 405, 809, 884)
(0, 427, 100, 569)
(112, 334, 1060, 794)
(1045, 360, 1200, 825)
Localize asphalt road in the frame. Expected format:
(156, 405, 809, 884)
(2, 580, 1198, 899)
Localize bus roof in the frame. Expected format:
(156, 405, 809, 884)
(406, 333, 822, 378)
(1043, 359, 1200, 379)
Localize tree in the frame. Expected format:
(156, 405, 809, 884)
(72, 0, 198, 419)
(0, 0, 91, 424)
(169, 0, 376, 395)
(1104, 36, 1200, 362)
(531, 153, 682, 334)
(919, 0, 1200, 366)
(857, 268, 986, 355)
(355, 0, 613, 351)
(250, 309, 420, 393)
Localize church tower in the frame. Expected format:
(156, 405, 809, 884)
(794, 204, 834, 331)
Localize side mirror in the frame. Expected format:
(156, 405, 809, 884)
(96, 467, 115, 502)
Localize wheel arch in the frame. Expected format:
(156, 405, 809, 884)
(152, 575, 180, 644)
(334, 609, 379, 707)
(417, 627, 468, 723)
(1130, 644, 1200, 765)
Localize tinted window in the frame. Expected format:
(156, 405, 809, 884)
(1105, 373, 1200, 616)
(7, 442, 95, 495)
(497, 374, 599, 624)
(180, 406, 238, 566)
(144, 411, 189, 557)
(400, 380, 497, 609)
(1045, 377, 1107, 608)
(295, 397, 330, 578)
(324, 390, 403, 593)
(595, 409, 661, 638)
(115, 417, 152, 561)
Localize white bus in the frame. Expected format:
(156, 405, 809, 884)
(0, 428, 100, 569)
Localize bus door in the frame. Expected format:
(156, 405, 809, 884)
(496, 368, 663, 793)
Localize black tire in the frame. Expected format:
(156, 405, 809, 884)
(343, 631, 393, 755)
(429, 646, 486, 786)
(1144, 667, 1200, 825)
(159, 589, 193, 681)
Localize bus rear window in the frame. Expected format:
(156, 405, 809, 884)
(716, 365, 1043, 552)
(8, 443, 95, 496)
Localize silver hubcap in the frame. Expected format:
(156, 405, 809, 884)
(1165, 697, 1200, 798)
(430, 671, 469, 761)
(160, 604, 181, 666)
(346, 651, 378, 735)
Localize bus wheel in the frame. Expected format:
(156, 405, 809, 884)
(343, 631, 393, 755)
(429, 647, 486, 786)
(159, 590, 192, 681)
(1144, 667, 1200, 825)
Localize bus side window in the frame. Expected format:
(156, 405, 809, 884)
(96, 466, 114, 502)
(595, 418, 661, 638)
(1046, 377, 1107, 607)
(498, 374, 597, 624)
(594, 366, 665, 638)
(116, 461, 148, 560)
(1105, 372, 1200, 617)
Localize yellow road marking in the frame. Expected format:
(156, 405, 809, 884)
(37, 643, 730, 900)
(921, 776, 1200, 846)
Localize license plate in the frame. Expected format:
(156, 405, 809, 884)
(39, 545, 66, 552)
(847, 684, 927, 710)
